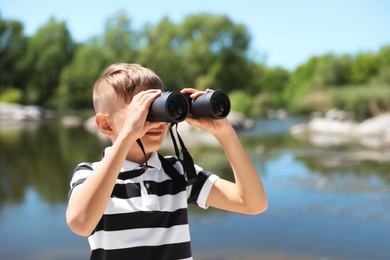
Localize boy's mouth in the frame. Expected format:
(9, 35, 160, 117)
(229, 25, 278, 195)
(145, 129, 162, 136)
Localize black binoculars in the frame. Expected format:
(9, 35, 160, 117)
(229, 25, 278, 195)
(146, 90, 231, 123)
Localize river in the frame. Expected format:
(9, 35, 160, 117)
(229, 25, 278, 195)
(0, 117, 389, 260)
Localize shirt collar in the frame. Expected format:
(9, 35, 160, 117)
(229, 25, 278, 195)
(103, 147, 162, 172)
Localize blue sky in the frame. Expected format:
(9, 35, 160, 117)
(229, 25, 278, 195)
(1, 0, 389, 70)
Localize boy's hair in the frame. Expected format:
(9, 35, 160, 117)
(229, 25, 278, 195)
(93, 63, 164, 114)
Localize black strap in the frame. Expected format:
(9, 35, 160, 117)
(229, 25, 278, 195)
(158, 154, 187, 188)
(169, 124, 197, 186)
(118, 168, 146, 180)
(136, 139, 151, 169)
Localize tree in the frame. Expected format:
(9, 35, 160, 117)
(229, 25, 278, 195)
(56, 42, 109, 109)
(17, 18, 75, 106)
(349, 51, 380, 84)
(138, 13, 254, 93)
(311, 54, 352, 87)
(253, 65, 290, 108)
(0, 19, 27, 89)
(102, 11, 140, 64)
(137, 17, 183, 90)
(178, 13, 253, 93)
(370, 45, 390, 85)
(378, 45, 390, 68)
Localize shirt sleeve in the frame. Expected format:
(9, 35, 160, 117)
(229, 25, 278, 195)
(187, 165, 219, 209)
(68, 162, 94, 198)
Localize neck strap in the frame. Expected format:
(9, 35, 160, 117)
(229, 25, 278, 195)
(169, 124, 197, 185)
(135, 125, 197, 186)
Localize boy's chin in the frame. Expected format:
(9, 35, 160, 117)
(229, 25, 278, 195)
(140, 139, 164, 152)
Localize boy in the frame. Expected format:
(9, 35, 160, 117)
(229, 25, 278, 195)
(66, 63, 267, 260)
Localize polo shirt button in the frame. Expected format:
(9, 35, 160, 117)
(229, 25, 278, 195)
(145, 183, 150, 189)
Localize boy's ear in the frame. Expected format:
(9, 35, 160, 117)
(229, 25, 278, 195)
(95, 113, 113, 137)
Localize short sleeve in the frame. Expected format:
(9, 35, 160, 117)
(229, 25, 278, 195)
(187, 165, 219, 209)
(68, 162, 94, 198)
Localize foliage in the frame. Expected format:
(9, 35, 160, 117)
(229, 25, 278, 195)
(102, 11, 140, 64)
(229, 89, 256, 116)
(328, 85, 390, 119)
(16, 18, 75, 106)
(0, 13, 389, 118)
(138, 13, 253, 92)
(55, 42, 109, 109)
(0, 19, 27, 89)
(0, 87, 23, 103)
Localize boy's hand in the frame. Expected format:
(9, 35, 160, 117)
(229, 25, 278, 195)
(121, 89, 162, 139)
(181, 88, 231, 136)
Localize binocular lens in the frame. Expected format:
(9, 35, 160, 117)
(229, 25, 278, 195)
(190, 90, 231, 119)
(211, 93, 229, 118)
(167, 95, 187, 121)
(147, 91, 189, 123)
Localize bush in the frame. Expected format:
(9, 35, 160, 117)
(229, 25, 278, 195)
(327, 85, 390, 119)
(0, 87, 23, 103)
(229, 90, 256, 117)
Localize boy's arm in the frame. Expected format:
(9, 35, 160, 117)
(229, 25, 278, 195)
(207, 123, 268, 214)
(66, 89, 162, 236)
(182, 88, 267, 215)
(66, 133, 135, 236)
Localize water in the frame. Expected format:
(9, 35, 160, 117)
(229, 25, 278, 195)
(1, 118, 389, 260)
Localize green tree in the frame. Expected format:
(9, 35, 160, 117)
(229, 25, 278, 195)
(0, 19, 27, 90)
(370, 45, 390, 85)
(178, 13, 253, 93)
(311, 54, 352, 87)
(56, 42, 109, 109)
(18, 18, 75, 106)
(102, 11, 140, 64)
(284, 53, 355, 113)
(229, 89, 255, 116)
(137, 17, 183, 90)
(349, 51, 380, 84)
(139, 13, 253, 93)
(253, 65, 290, 108)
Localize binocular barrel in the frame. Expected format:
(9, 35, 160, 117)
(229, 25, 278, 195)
(146, 90, 231, 123)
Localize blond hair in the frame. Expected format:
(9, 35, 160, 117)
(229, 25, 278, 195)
(92, 63, 163, 114)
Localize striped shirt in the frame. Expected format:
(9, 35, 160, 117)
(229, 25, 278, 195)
(69, 149, 219, 260)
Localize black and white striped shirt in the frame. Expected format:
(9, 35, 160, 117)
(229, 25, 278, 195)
(69, 149, 219, 260)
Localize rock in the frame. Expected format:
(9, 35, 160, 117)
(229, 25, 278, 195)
(267, 109, 288, 119)
(355, 113, 390, 136)
(290, 110, 390, 149)
(308, 117, 358, 135)
(61, 116, 83, 127)
(0, 102, 46, 122)
(227, 112, 254, 130)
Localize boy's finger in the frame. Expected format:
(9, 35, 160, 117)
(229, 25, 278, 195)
(180, 88, 196, 94)
(134, 89, 162, 104)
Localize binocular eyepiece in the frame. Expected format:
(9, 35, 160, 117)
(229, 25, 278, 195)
(146, 90, 231, 123)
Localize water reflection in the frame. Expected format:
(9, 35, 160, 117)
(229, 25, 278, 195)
(1, 118, 390, 259)
(0, 121, 108, 208)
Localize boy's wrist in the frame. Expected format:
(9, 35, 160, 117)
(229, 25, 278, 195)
(115, 130, 138, 147)
(214, 123, 236, 140)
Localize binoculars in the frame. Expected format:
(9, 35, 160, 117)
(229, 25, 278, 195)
(147, 90, 231, 123)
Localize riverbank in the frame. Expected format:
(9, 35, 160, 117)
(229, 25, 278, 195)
(290, 109, 390, 149)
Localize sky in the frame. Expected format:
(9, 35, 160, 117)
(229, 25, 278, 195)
(1, 0, 389, 70)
